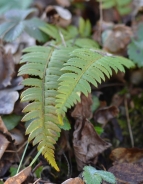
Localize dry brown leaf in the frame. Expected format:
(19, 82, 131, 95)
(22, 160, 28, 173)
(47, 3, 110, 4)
(62, 177, 84, 184)
(71, 94, 93, 120)
(9, 129, 25, 145)
(0, 133, 9, 159)
(110, 147, 143, 165)
(105, 163, 143, 184)
(73, 119, 111, 170)
(4, 166, 31, 184)
(0, 48, 15, 88)
(94, 105, 119, 126)
(0, 160, 11, 177)
(56, 0, 70, 7)
(42, 5, 72, 27)
(0, 117, 10, 134)
(103, 25, 133, 55)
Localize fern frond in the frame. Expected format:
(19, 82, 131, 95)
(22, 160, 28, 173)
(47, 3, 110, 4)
(19, 45, 61, 171)
(56, 48, 134, 116)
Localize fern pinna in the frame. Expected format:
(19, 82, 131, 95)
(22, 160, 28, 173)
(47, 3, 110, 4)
(18, 23, 134, 171)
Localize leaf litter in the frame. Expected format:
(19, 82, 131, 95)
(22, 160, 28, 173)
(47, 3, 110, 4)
(1, 0, 143, 183)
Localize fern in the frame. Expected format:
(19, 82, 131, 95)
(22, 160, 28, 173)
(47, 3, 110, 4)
(56, 49, 134, 117)
(82, 166, 116, 184)
(96, 0, 132, 15)
(19, 21, 134, 171)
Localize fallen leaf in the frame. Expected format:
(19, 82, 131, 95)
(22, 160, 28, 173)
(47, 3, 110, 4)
(0, 160, 11, 177)
(62, 177, 84, 184)
(94, 106, 119, 126)
(105, 163, 143, 184)
(0, 90, 19, 114)
(103, 24, 133, 55)
(56, 0, 70, 7)
(4, 166, 31, 184)
(0, 48, 15, 89)
(71, 94, 93, 120)
(110, 147, 143, 165)
(0, 133, 9, 159)
(42, 5, 72, 27)
(73, 119, 111, 170)
(9, 129, 25, 146)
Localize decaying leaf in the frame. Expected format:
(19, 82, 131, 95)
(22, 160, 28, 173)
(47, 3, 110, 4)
(4, 166, 31, 184)
(103, 24, 133, 55)
(61, 177, 84, 184)
(94, 106, 119, 126)
(9, 129, 25, 145)
(0, 48, 15, 88)
(42, 5, 72, 27)
(110, 147, 143, 165)
(107, 163, 143, 184)
(72, 94, 111, 170)
(0, 133, 9, 159)
(73, 119, 111, 170)
(71, 94, 93, 120)
(56, 0, 70, 7)
(0, 160, 11, 177)
(0, 89, 19, 114)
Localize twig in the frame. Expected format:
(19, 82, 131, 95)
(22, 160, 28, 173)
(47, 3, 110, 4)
(33, 178, 41, 184)
(59, 30, 66, 47)
(124, 97, 134, 147)
(99, 0, 103, 36)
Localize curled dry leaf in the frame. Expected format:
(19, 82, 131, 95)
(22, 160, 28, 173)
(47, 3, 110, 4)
(71, 94, 93, 120)
(94, 105, 119, 126)
(106, 163, 143, 184)
(0, 89, 19, 114)
(61, 177, 84, 184)
(0, 48, 15, 88)
(102, 25, 133, 55)
(73, 119, 111, 170)
(110, 147, 143, 165)
(72, 94, 111, 170)
(42, 5, 72, 27)
(4, 166, 31, 184)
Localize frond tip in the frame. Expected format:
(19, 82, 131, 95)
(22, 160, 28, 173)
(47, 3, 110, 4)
(56, 48, 134, 116)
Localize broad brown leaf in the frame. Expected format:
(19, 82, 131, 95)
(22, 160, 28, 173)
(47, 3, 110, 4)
(62, 177, 84, 184)
(103, 25, 133, 55)
(73, 119, 111, 170)
(0, 48, 15, 88)
(110, 147, 143, 165)
(0, 133, 9, 159)
(105, 163, 143, 184)
(4, 166, 31, 184)
(71, 94, 93, 120)
(94, 105, 119, 126)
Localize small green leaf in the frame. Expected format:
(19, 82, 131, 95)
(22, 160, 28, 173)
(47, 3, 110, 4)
(60, 117, 71, 130)
(97, 170, 116, 184)
(24, 18, 49, 42)
(79, 17, 85, 36)
(2, 114, 22, 130)
(83, 166, 102, 184)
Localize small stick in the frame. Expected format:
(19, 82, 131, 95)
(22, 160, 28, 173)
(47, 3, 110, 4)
(124, 97, 134, 147)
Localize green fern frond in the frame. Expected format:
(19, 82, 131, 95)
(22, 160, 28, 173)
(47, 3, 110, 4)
(56, 48, 134, 116)
(19, 45, 61, 171)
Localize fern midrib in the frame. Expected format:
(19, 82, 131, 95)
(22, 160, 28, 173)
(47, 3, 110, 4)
(42, 47, 55, 139)
(58, 54, 102, 113)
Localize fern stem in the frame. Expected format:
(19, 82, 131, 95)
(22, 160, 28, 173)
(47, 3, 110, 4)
(17, 142, 29, 174)
(30, 147, 44, 167)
